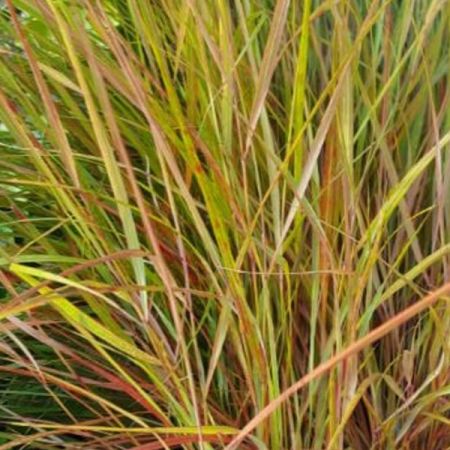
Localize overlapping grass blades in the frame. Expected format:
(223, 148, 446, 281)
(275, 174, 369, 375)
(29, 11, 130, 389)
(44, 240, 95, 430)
(0, 1, 449, 449)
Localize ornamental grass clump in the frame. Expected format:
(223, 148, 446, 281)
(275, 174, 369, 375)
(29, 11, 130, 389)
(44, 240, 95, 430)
(0, 1, 449, 449)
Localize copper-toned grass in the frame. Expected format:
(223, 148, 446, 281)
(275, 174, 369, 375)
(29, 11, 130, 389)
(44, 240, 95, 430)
(0, 1, 449, 449)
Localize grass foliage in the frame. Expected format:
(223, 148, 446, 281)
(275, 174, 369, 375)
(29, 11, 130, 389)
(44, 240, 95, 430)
(0, 0, 450, 448)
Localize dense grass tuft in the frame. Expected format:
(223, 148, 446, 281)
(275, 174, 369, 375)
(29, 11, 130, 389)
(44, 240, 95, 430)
(0, 1, 450, 449)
